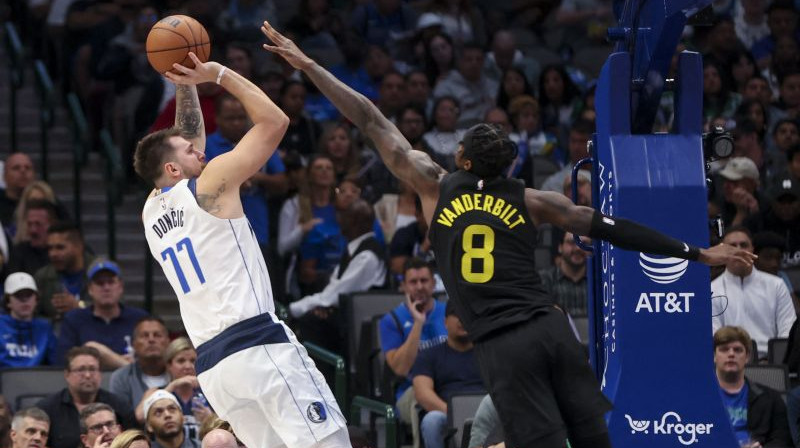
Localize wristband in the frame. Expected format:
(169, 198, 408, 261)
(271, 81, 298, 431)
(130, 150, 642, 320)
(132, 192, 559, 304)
(216, 67, 227, 85)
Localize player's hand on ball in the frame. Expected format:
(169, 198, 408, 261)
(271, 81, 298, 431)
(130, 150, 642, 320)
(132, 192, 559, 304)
(261, 20, 314, 70)
(164, 52, 221, 85)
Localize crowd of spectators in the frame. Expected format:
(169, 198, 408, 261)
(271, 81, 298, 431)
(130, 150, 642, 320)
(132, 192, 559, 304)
(1, 0, 800, 446)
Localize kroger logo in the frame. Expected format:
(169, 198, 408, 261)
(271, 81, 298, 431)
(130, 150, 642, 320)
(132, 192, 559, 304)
(625, 412, 713, 445)
(639, 253, 689, 284)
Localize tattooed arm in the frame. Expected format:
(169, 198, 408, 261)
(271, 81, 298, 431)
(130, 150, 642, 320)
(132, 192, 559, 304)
(174, 84, 206, 154)
(165, 53, 289, 218)
(261, 20, 444, 221)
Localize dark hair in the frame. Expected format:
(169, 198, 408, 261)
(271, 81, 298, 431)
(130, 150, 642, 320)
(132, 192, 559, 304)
(538, 64, 581, 108)
(570, 118, 595, 137)
(777, 69, 800, 87)
(214, 92, 241, 114)
(767, 0, 797, 15)
(24, 199, 58, 221)
(461, 123, 518, 179)
(752, 231, 786, 254)
(283, 149, 304, 172)
(134, 128, 182, 185)
(497, 67, 535, 111)
(65, 346, 101, 370)
(79, 403, 116, 434)
(46, 221, 83, 244)
(432, 95, 460, 127)
(734, 99, 769, 138)
(724, 225, 753, 242)
(133, 316, 168, 340)
(773, 118, 799, 136)
(423, 32, 455, 85)
(788, 143, 800, 161)
(225, 41, 252, 60)
(280, 80, 306, 98)
(399, 105, 427, 126)
(402, 257, 433, 278)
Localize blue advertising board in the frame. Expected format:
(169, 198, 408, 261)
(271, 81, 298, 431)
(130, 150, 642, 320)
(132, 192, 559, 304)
(590, 51, 739, 447)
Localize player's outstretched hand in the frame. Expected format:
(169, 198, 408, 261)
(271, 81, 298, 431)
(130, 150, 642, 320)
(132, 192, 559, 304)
(261, 20, 314, 70)
(164, 52, 222, 85)
(698, 243, 757, 267)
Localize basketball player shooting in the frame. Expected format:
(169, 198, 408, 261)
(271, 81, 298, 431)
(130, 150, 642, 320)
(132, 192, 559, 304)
(261, 21, 757, 448)
(135, 53, 352, 448)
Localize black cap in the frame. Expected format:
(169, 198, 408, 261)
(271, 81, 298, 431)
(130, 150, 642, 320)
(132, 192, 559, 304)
(445, 300, 457, 316)
(769, 175, 800, 202)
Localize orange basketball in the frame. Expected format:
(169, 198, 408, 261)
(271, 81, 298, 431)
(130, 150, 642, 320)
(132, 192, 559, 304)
(146, 15, 211, 74)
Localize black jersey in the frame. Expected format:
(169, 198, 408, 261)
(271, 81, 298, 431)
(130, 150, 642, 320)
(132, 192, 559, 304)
(429, 170, 551, 341)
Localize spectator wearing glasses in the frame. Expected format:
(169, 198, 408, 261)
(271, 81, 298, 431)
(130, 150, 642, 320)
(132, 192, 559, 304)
(0, 272, 57, 367)
(56, 259, 149, 369)
(36, 346, 135, 448)
(79, 403, 121, 448)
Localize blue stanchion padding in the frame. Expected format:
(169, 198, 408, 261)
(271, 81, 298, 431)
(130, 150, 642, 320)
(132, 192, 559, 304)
(590, 50, 738, 447)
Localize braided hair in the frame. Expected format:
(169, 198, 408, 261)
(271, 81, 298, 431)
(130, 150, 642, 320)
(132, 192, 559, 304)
(461, 123, 518, 179)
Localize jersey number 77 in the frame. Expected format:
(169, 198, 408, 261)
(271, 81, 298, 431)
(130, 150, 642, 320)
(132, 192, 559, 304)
(161, 237, 206, 293)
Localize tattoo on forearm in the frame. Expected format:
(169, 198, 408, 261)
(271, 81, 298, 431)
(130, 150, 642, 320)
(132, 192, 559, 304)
(197, 183, 225, 214)
(175, 85, 202, 138)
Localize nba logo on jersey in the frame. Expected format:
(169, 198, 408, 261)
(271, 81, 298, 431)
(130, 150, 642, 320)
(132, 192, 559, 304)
(307, 402, 327, 423)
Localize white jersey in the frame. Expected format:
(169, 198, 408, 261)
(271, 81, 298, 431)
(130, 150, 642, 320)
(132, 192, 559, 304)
(142, 179, 274, 346)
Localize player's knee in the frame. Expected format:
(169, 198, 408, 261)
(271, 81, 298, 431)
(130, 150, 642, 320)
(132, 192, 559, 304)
(201, 428, 238, 448)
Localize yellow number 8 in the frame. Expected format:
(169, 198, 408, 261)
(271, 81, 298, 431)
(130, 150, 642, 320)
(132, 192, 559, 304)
(461, 224, 495, 283)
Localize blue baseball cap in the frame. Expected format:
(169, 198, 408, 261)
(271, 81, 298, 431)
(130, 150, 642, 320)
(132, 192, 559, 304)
(87, 259, 121, 280)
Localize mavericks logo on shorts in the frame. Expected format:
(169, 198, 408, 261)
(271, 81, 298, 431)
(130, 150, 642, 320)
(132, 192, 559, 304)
(307, 402, 327, 423)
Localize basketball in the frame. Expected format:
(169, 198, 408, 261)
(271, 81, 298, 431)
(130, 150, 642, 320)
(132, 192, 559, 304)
(146, 15, 211, 74)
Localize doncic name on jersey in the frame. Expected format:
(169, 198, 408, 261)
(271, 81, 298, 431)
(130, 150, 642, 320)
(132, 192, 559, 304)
(151, 207, 185, 239)
(435, 192, 525, 229)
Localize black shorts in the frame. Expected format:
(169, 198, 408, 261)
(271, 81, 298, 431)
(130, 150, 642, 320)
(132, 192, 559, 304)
(474, 307, 612, 448)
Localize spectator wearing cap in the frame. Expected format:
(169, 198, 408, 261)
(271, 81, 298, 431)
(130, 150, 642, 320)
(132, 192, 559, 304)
(712, 227, 796, 358)
(747, 173, 800, 270)
(0, 272, 57, 367)
(715, 156, 770, 228)
(55, 259, 148, 369)
(143, 390, 199, 448)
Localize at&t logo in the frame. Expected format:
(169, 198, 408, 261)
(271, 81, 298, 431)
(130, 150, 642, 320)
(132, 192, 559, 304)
(625, 412, 713, 445)
(639, 253, 688, 284)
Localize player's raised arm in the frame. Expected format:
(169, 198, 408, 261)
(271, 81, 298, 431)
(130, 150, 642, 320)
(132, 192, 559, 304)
(173, 85, 206, 154)
(524, 187, 758, 267)
(260, 20, 445, 197)
(166, 53, 289, 190)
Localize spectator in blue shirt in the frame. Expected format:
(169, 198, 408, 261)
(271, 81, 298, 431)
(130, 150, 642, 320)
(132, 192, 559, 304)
(714, 326, 792, 447)
(411, 300, 485, 448)
(205, 93, 289, 249)
(56, 259, 148, 370)
(0, 272, 57, 367)
(379, 259, 447, 430)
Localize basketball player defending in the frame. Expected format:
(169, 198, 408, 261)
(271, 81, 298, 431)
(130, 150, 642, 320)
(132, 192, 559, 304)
(135, 53, 350, 448)
(261, 22, 758, 448)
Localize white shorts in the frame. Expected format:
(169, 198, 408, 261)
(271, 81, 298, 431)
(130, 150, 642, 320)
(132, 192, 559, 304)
(197, 321, 347, 448)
